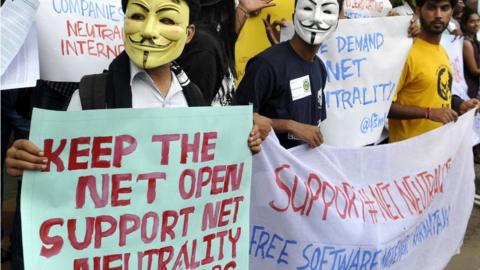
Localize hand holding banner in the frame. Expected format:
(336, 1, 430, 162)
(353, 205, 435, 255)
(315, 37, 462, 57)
(250, 110, 476, 270)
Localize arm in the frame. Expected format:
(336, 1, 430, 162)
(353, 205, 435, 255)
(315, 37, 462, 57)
(271, 119, 323, 148)
(235, 0, 276, 34)
(452, 95, 480, 114)
(463, 40, 480, 76)
(388, 102, 458, 123)
(253, 113, 272, 140)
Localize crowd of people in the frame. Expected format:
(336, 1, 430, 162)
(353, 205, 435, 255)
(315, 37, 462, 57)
(1, 0, 480, 267)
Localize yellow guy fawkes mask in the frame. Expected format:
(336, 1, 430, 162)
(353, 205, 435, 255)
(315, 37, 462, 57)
(124, 0, 189, 69)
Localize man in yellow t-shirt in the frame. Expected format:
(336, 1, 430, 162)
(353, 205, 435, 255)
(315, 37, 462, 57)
(388, 0, 479, 142)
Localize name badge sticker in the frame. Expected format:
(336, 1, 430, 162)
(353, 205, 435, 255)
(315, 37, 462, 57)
(290, 75, 312, 101)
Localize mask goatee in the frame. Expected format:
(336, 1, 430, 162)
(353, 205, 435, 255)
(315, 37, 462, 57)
(143, 51, 149, 69)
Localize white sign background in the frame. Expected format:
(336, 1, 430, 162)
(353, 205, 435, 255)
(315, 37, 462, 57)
(36, 0, 124, 82)
(440, 34, 469, 100)
(343, 0, 392, 18)
(250, 110, 475, 270)
(319, 17, 412, 146)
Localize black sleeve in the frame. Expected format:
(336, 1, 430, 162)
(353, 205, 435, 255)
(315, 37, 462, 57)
(319, 60, 327, 91)
(233, 57, 276, 112)
(451, 94, 464, 114)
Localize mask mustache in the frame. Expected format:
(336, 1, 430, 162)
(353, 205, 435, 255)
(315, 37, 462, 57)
(299, 20, 331, 31)
(129, 36, 170, 48)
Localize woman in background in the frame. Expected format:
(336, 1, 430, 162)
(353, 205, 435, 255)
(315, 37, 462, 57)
(461, 7, 480, 99)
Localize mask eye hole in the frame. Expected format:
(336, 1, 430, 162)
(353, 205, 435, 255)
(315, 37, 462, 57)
(304, 6, 313, 11)
(160, 18, 175, 25)
(130, 13, 145, 20)
(324, 10, 332, 14)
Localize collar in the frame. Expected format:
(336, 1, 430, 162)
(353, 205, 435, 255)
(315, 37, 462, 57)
(129, 61, 145, 86)
(129, 61, 183, 98)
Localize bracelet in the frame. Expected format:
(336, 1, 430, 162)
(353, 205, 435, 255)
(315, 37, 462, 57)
(238, 5, 250, 18)
(425, 107, 431, 119)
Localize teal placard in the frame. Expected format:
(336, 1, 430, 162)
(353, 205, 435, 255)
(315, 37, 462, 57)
(21, 106, 252, 270)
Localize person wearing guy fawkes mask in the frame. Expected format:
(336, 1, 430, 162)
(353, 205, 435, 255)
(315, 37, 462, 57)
(3, 1, 263, 266)
(5, 0, 263, 175)
(234, 0, 342, 149)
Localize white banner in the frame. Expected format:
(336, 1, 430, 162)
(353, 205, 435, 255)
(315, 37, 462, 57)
(36, 0, 124, 82)
(319, 17, 412, 146)
(343, 0, 392, 18)
(440, 34, 469, 100)
(474, 114, 480, 145)
(250, 110, 475, 270)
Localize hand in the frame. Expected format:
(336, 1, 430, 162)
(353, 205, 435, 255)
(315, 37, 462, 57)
(289, 121, 323, 148)
(253, 113, 272, 140)
(387, 10, 400, 16)
(459, 98, 480, 115)
(429, 108, 458, 124)
(5, 139, 47, 177)
(249, 125, 262, 154)
(239, 0, 276, 15)
(263, 14, 287, 45)
(408, 15, 420, 38)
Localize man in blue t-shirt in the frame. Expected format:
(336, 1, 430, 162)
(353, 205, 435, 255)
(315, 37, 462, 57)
(234, 0, 342, 149)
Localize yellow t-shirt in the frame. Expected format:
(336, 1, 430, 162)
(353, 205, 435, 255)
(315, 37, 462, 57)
(389, 38, 453, 142)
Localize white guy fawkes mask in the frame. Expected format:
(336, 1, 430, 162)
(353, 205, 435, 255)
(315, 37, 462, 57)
(294, 0, 340, 45)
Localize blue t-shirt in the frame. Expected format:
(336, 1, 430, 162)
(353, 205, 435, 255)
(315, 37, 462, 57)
(235, 41, 327, 148)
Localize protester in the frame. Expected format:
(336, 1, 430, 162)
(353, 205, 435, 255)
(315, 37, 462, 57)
(234, 0, 342, 149)
(446, 0, 465, 34)
(263, 3, 420, 47)
(466, 0, 478, 10)
(461, 7, 480, 98)
(388, 0, 480, 143)
(178, 0, 275, 106)
(3, 0, 262, 267)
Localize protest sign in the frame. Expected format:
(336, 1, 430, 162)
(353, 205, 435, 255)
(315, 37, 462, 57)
(343, 0, 392, 18)
(250, 110, 475, 270)
(318, 17, 411, 146)
(234, 0, 291, 82)
(474, 114, 480, 145)
(36, 0, 124, 82)
(22, 106, 252, 270)
(0, 0, 39, 76)
(0, 25, 40, 90)
(440, 34, 469, 100)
